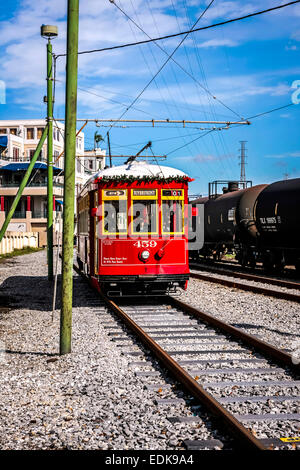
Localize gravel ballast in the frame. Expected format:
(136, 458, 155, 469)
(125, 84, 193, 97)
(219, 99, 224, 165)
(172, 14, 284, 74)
(0, 250, 299, 450)
(0, 250, 223, 450)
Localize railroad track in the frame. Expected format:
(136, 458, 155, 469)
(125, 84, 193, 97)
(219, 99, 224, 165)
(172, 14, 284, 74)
(99, 294, 300, 451)
(189, 264, 300, 303)
(72, 260, 299, 450)
(191, 259, 299, 281)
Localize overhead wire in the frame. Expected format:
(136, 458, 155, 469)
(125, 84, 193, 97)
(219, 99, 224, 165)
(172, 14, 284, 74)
(104, 0, 216, 138)
(111, 0, 242, 120)
(54, 1, 300, 58)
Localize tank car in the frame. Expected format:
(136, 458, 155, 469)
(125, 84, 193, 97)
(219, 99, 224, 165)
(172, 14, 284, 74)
(77, 160, 192, 296)
(253, 178, 300, 271)
(190, 177, 300, 272)
(190, 181, 254, 261)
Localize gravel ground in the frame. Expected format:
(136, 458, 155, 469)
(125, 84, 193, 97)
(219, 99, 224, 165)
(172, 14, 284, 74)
(176, 277, 300, 352)
(0, 250, 225, 450)
(190, 269, 300, 296)
(0, 250, 299, 450)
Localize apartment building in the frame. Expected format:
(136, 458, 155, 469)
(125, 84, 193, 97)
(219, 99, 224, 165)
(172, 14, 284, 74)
(0, 119, 105, 245)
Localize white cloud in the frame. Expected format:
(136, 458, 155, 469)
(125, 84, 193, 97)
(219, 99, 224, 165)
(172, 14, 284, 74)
(198, 38, 238, 48)
(265, 151, 300, 159)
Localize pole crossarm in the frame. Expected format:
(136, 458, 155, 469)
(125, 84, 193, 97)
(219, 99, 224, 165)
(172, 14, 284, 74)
(53, 118, 251, 126)
(54, 120, 88, 163)
(0, 126, 48, 243)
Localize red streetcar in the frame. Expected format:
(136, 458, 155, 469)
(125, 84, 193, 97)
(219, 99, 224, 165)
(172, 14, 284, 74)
(76, 160, 192, 296)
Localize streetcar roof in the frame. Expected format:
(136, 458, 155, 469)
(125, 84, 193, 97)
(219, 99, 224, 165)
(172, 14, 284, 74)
(92, 160, 188, 180)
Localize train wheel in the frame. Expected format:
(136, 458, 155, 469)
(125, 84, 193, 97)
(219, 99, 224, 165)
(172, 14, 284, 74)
(262, 254, 275, 272)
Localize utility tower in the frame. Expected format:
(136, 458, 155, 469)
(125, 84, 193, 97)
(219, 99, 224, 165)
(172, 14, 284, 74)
(239, 141, 247, 183)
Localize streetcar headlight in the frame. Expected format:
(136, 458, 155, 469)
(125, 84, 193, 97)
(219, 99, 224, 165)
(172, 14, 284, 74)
(140, 250, 150, 260)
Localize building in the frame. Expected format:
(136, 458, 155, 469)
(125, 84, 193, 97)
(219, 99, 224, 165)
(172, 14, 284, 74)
(0, 119, 105, 245)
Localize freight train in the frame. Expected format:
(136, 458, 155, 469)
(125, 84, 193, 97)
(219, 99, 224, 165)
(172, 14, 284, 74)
(190, 178, 300, 272)
(76, 160, 192, 296)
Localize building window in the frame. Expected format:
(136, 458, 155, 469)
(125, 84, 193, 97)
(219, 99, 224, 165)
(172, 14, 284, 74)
(26, 128, 34, 140)
(37, 127, 44, 139)
(76, 159, 81, 173)
(89, 160, 94, 170)
(0, 128, 6, 134)
(10, 128, 17, 135)
(13, 147, 20, 161)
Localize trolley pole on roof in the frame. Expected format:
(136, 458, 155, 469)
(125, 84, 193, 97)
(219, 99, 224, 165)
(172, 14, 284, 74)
(60, 0, 79, 355)
(107, 131, 112, 168)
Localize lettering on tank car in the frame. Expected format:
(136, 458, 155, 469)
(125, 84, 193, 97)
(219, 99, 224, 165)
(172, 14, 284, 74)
(228, 208, 235, 221)
(259, 217, 278, 224)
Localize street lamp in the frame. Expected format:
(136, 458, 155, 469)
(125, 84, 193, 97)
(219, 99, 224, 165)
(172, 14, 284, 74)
(41, 24, 58, 281)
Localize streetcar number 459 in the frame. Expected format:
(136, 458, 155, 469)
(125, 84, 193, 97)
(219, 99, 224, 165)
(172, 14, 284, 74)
(133, 240, 157, 248)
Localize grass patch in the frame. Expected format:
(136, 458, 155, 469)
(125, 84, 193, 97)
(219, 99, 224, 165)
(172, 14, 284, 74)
(0, 246, 43, 261)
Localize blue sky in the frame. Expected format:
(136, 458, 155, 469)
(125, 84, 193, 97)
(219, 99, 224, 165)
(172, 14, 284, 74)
(0, 0, 300, 195)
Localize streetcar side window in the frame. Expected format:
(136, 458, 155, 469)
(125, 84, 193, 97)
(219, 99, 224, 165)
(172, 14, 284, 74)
(161, 189, 184, 234)
(102, 190, 127, 235)
(131, 189, 158, 235)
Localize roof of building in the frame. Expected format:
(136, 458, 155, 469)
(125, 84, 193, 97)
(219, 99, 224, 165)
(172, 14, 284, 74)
(0, 162, 63, 174)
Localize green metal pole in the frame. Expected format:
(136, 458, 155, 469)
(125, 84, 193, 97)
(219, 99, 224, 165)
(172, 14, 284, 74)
(47, 39, 54, 281)
(60, 0, 79, 355)
(0, 126, 48, 242)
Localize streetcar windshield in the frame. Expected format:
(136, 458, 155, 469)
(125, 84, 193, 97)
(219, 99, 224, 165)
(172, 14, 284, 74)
(102, 190, 127, 235)
(131, 189, 158, 235)
(132, 200, 157, 234)
(161, 189, 184, 234)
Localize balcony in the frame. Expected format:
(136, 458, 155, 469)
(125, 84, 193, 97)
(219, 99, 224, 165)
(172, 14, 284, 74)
(32, 211, 47, 219)
(0, 181, 64, 188)
(12, 211, 26, 219)
(0, 155, 48, 163)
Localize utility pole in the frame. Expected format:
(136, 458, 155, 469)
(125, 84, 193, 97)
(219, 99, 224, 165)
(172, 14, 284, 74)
(239, 141, 247, 183)
(41, 25, 58, 281)
(107, 131, 112, 168)
(60, 0, 79, 355)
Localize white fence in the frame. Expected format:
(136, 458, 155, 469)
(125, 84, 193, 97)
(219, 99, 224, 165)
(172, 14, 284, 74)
(0, 232, 39, 255)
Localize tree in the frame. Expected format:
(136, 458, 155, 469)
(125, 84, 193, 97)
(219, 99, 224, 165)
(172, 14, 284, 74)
(94, 131, 104, 149)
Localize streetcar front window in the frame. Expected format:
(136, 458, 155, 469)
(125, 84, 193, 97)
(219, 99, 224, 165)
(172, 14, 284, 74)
(161, 189, 184, 234)
(102, 189, 127, 235)
(132, 200, 157, 234)
(103, 200, 127, 234)
(131, 189, 158, 235)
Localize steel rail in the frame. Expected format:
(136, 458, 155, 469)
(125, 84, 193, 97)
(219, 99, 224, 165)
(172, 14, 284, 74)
(99, 292, 266, 450)
(190, 263, 300, 290)
(189, 271, 300, 303)
(72, 261, 298, 449)
(169, 297, 300, 373)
